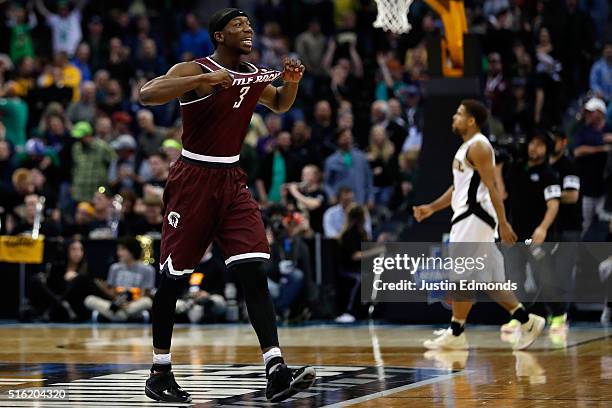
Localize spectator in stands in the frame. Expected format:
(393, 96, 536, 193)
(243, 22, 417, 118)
(367, 125, 396, 206)
(135, 38, 167, 78)
(6, 2, 37, 62)
(35, 0, 85, 56)
(375, 54, 409, 101)
(140, 151, 168, 198)
(71, 121, 116, 203)
(161, 138, 181, 165)
(256, 131, 299, 206)
(285, 164, 328, 235)
(323, 186, 372, 239)
(505, 77, 534, 137)
(131, 194, 163, 238)
(94, 116, 113, 142)
(105, 38, 134, 95)
(17, 138, 59, 187)
(257, 113, 282, 156)
(175, 245, 226, 324)
(88, 186, 119, 239)
(370, 100, 405, 155)
(485, 52, 510, 123)
(109, 134, 140, 194)
(264, 212, 310, 322)
(399, 87, 423, 154)
(39, 52, 82, 102)
(335, 204, 368, 323)
(62, 201, 94, 237)
(590, 41, 612, 101)
(572, 98, 612, 235)
(178, 13, 213, 61)
(71, 42, 92, 81)
(41, 112, 70, 152)
(389, 151, 418, 215)
(66, 80, 96, 124)
(12, 192, 60, 237)
(310, 100, 336, 161)
(137, 109, 167, 158)
(0, 80, 28, 147)
(84, 15, 106, 72)
(0, 139, 15, 187)
(534, 27, 564, 128)
(324, 128, 373, 206)
(28, 239, 92, 321)
(99, 80, 126, 115)
(84, 236, 154, 322)
(295, 19, 326, 77)
(0, 168, 32, 233)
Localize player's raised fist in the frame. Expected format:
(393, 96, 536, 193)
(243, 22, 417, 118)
(203, 69, 234, 89)
(282, 57, 305, 83)
(413, 204, 434, 222)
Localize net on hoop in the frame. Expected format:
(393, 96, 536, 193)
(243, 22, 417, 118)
(373, 0, 414, 34)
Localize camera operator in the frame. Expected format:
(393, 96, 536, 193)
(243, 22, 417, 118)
(84, 236, 154, 321)
(499, 130, 563, 332)
(175, 244, 226, 323)
(263, 212, 312, 322)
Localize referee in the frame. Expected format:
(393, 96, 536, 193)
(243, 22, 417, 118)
(499, 131, 562, 333)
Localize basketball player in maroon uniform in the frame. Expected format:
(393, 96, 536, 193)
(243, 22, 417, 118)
(139, 8, 315, 403)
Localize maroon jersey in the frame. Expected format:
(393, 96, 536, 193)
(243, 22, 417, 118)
(180, 56, 282, 157)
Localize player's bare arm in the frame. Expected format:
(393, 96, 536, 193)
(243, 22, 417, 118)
(139, 62, 233, 106)
(532, 198, 559, 244)
(413, 186, 454, 222)
(467, 141, 517, 244)
(258, 57, 305, 113)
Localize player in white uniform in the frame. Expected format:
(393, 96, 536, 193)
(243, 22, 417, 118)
(413, 100, 545, 350)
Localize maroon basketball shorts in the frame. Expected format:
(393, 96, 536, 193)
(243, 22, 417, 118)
(159, 154, 269, 277)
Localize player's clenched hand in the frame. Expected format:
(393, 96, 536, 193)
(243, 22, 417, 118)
(413, 205, 434, 222)
(202, 69, 233, 89)
(282, 57, 305, 83)
(499, 220, 517, 244)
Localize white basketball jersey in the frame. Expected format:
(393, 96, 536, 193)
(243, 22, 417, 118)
(451, 133, 497, 223)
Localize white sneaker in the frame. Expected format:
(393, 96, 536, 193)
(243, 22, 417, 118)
(501, 319, 521, 334)
(513, 314, 545, 350)
(335, 313, 356, 323)
(424, 328, 468, 350)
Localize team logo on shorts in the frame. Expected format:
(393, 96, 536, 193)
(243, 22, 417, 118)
(167, 211, 181, 228)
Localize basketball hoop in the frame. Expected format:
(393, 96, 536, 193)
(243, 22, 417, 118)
(373, 0, 414, 34)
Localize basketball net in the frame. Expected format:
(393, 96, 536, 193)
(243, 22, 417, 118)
(373, 0, 414, 34)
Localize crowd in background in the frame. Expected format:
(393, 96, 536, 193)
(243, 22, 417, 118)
(0, 0, 610, 323)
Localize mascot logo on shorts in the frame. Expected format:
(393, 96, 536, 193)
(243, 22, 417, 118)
(167, 211, 181, 228)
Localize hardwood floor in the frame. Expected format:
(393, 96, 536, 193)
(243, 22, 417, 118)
(0, 323, 609, 407)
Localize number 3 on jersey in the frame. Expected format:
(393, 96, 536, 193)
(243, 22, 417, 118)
(233, 86, 251, 108)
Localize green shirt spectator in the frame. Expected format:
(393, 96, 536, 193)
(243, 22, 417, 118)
(70, 121, 116, 202)
(0, 96, 28, 147)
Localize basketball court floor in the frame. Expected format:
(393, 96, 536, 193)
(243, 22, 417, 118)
(0, 323, 609, 407)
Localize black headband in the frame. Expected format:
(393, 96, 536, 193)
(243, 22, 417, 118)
(209, 8, 249, 45)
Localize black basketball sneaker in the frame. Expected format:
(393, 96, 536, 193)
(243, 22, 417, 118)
(266, 364, 317, 402)
(145, 371, 192, 403)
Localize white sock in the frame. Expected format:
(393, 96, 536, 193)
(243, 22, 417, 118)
(451, 317, 466, 325)
(263, 347, 282, 372)
(153, 352, 171, 365)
